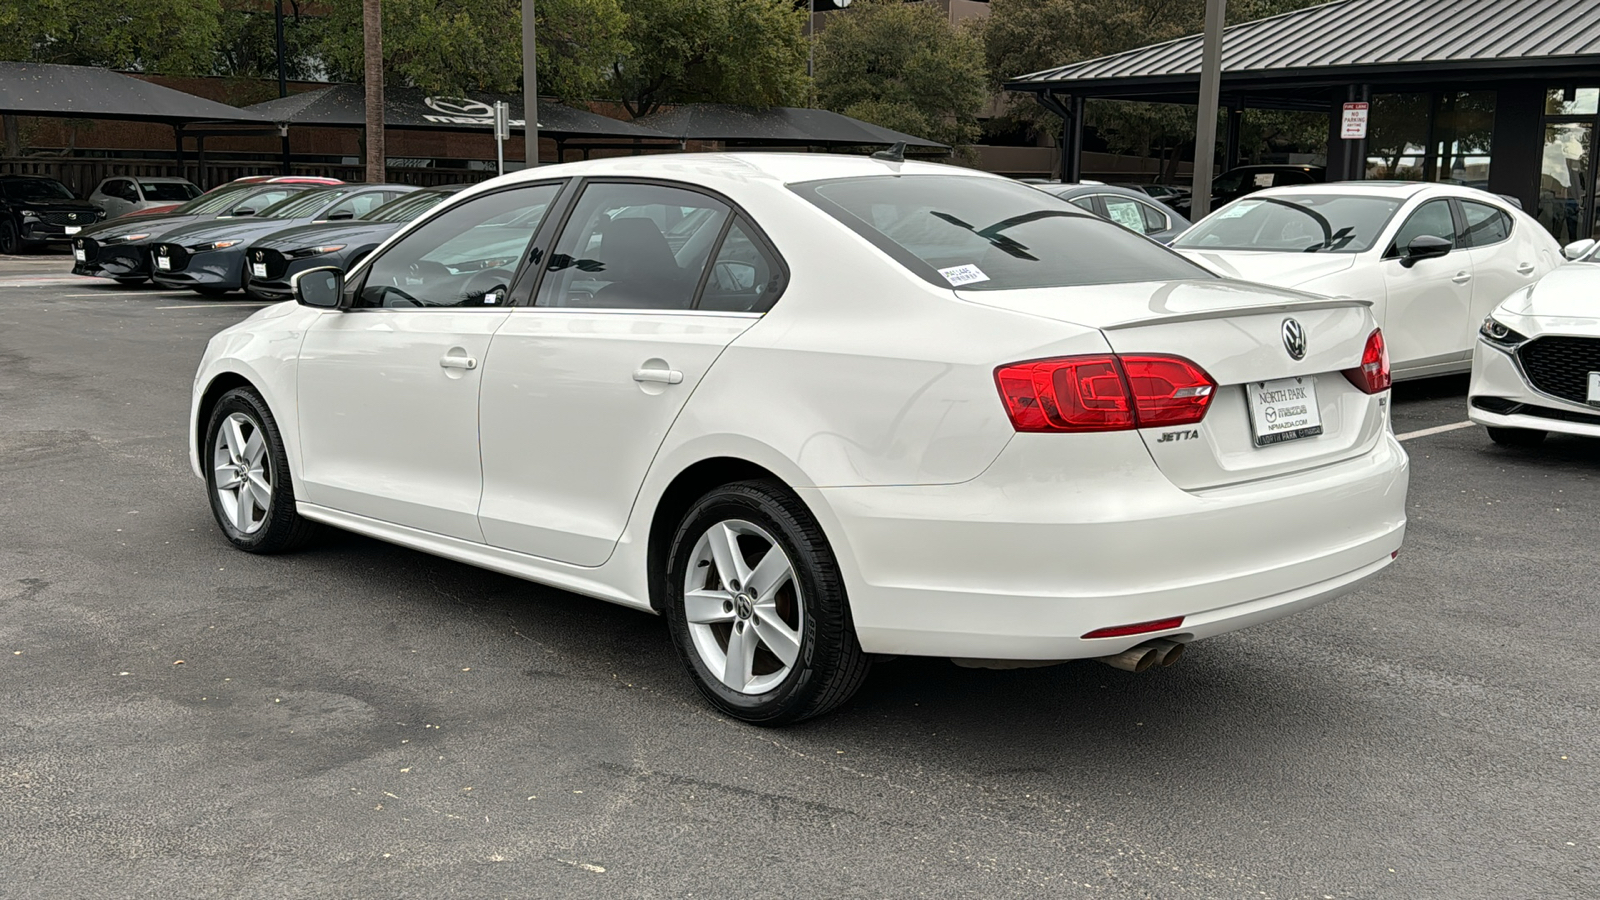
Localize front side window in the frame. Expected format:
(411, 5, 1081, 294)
(228, 188, 297, 215)
(363, 190, 449, 223)
(795, 174, 1209, 291)
(324, 191, 392, 221)
(356, 183, 560, 309)
(259, 189, 350, 219)
(108, 180, 138, 202)
(1388, 199, 1456, 256)
(1174, 194, 1403, 254)
(1459, 200, 1512, 247)
(535, 182, 731, 310)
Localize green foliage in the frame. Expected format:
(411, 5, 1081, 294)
(812, 0, 987, 149)
(317, 0, 627, 102)
(611, 0, 808, 119)
(213, 2, 320, 82)
(0, 0, 222, 74)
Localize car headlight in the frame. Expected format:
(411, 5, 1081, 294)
(19, 209, 38, 219)
(191, 240, 241, 252)
(288, 244, 346, 259)
(1479, 316, 1528, 347)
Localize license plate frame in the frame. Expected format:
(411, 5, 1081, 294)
(1587, 372, 1600, 406)
(1247, 376, 1324, 447)
(64, 225, 81, 235)
(73, 247, 86, 262)
(251, 262, 268, 279)
(155, 256, 171, 271)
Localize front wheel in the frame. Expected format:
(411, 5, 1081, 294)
(665, 480, 870, 725)
(195, 286, 232, 298)
(1487, 426, 1546, 448)
(0, 222, 19, 254)
(204, 388, 318, 553)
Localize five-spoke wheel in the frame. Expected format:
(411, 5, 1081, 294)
(204, 387, 318, 553)
(667, 480, 870, 725)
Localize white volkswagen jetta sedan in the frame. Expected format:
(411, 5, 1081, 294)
(1468, 237, 1600, 446)
(1172, 182, 1561, 381)
(190, 154, 1409, 724)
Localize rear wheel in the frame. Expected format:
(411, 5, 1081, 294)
(196, 286, 232, 298)
(204, 388, 318, 553)
(1487, 426, 1546, 448)
(0, 222, 19, 254)
(114, 277, 147, 287)
(665, 481, 870, 725)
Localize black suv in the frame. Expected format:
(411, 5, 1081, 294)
(0, 175, 105, 253)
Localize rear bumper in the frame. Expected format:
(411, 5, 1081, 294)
(1468, 339, 1600, 438)
(809, 429, 1409, 660)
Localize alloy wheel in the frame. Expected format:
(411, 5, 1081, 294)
(683, 519, 805, 696)
(212, 411, 273, 534)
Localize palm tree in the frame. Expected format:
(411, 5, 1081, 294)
(363, 0, 384, 184)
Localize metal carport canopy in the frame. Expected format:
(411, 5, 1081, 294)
(1005, 0, 1600, 105)
(0, 61, 271, 125)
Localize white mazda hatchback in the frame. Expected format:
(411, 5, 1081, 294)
(190, 154, 1409, 724)
(1172, 182, 1562, 381)
(1468, 237, 1600, 446)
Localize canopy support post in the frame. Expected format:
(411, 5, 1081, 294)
(196, 135, 207, 189)
(173, 125, 185, 181)
(1223, 99, 1243, 171)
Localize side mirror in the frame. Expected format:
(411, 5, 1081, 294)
(326, 210, 354, 220)
(1563, 238, 1597, 261)
(230, 208, 255, 217)
(292, 266, 344, 309)
(1401, 234, 1453, 267)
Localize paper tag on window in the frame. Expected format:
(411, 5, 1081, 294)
(1216, 200, 1261, 219)
(938, 264, 990, 286)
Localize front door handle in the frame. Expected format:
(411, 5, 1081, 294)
(1516, 262, 1536, 275)
(440, 353, 478, 370)
(633, 367, 683, 385)
(1451, 271, 1472, 284)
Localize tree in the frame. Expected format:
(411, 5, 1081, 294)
(812, 0, 987, 149)
(316, 0, 627, 103)
(610, 0, 807, 119)
(0, 0, 222, 73)
(213, 2, 321, 84)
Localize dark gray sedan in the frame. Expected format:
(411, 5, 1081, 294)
(1033, 182, 1190, 244)
(149, 185, 417, 296)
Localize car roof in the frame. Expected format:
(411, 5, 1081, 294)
(476, 152, 997, 193)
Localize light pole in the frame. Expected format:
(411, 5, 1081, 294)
(808, 0, 851, 81)
(523, 0, 538, 168)
(1189, 0, 1226, 219)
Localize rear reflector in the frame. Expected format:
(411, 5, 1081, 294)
(995, 354, 1215, 433)
(1342, 328, 1391, 394)
(1082, 616, 1186, 639)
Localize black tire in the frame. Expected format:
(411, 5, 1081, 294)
(196, 286, 232, 298)
(114, 277, 148, 287)
(203, 387, 318, 553)
(0, 221, 19, 254)
(1487, 426, 1546, 448)
(665, 480, 870, 725)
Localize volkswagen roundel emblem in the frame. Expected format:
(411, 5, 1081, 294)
(1282, 318, 1307, 360)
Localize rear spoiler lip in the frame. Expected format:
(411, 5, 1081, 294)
(1099, 296, 1372, 331)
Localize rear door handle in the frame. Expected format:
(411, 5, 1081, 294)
(633, 367, 683, 385)
(1451, 272, 1472, 284)
(440, 353, 478, 370)
(1516, 263, 1536, 275)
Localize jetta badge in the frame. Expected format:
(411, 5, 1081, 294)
(1282, 318, 1307, 360)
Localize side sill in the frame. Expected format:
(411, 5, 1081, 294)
(296, 502, 654, 613)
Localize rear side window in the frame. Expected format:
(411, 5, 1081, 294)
(700, 218, 785, 313)
(1459, 200, 1512, 247)
(141, 182, 199, 202)
(793, 174, 1210, 291)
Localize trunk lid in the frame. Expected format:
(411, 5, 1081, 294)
(958, 279, 1389, 490)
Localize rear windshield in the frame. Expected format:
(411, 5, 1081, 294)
(792, 174, 1210, 291)
(141, 182, 201, 201)
(1173, 194, 1403, 253)
(362, 190, 449, 222)
(259, 188, 350, 219)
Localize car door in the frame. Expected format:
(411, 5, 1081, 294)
(99, 180, 133, 217)
(295, 181, 564, 541)
(1457, 198, 1539, 329)
(1378, 198, 1474, 372)
(477, 180, 780, 566)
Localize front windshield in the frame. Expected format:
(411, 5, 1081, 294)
(258, 188, 350, 219)
(793, 174, 1210, 291)
(4, 179, 77, 202)
(176, 184, 257, 215)
(362, 190, 449, 223)
(1173, 194, 1403, 253)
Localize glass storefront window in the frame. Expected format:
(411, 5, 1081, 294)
(1366, 93, 1429, 179)
(1538, 121, 1593, 243)
(1432, 92, 1495, 187)
(1545, 88, 1600, 116)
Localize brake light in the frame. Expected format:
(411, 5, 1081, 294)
(1082, 616, 1185, 639)
(995, 354, 1215, 433)
(1342, 328, 1391, 394)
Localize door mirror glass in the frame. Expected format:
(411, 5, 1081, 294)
(1562, 238, 1597, 261)
(293, 266, 344, 308)
(1403, 234, 1454, 266)
(231, 208, 255, 217)
(326, 209, 355, 220)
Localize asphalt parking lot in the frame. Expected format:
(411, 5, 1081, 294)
(1, 253, 1596, 899)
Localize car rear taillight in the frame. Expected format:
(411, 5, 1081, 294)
(994, 354, 1216, 433)
(1342, 328, 1391, 394)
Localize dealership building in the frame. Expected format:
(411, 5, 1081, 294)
(1007, 0, 1600, 241)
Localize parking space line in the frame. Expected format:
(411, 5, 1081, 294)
(1396, 421, 1475, 441)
